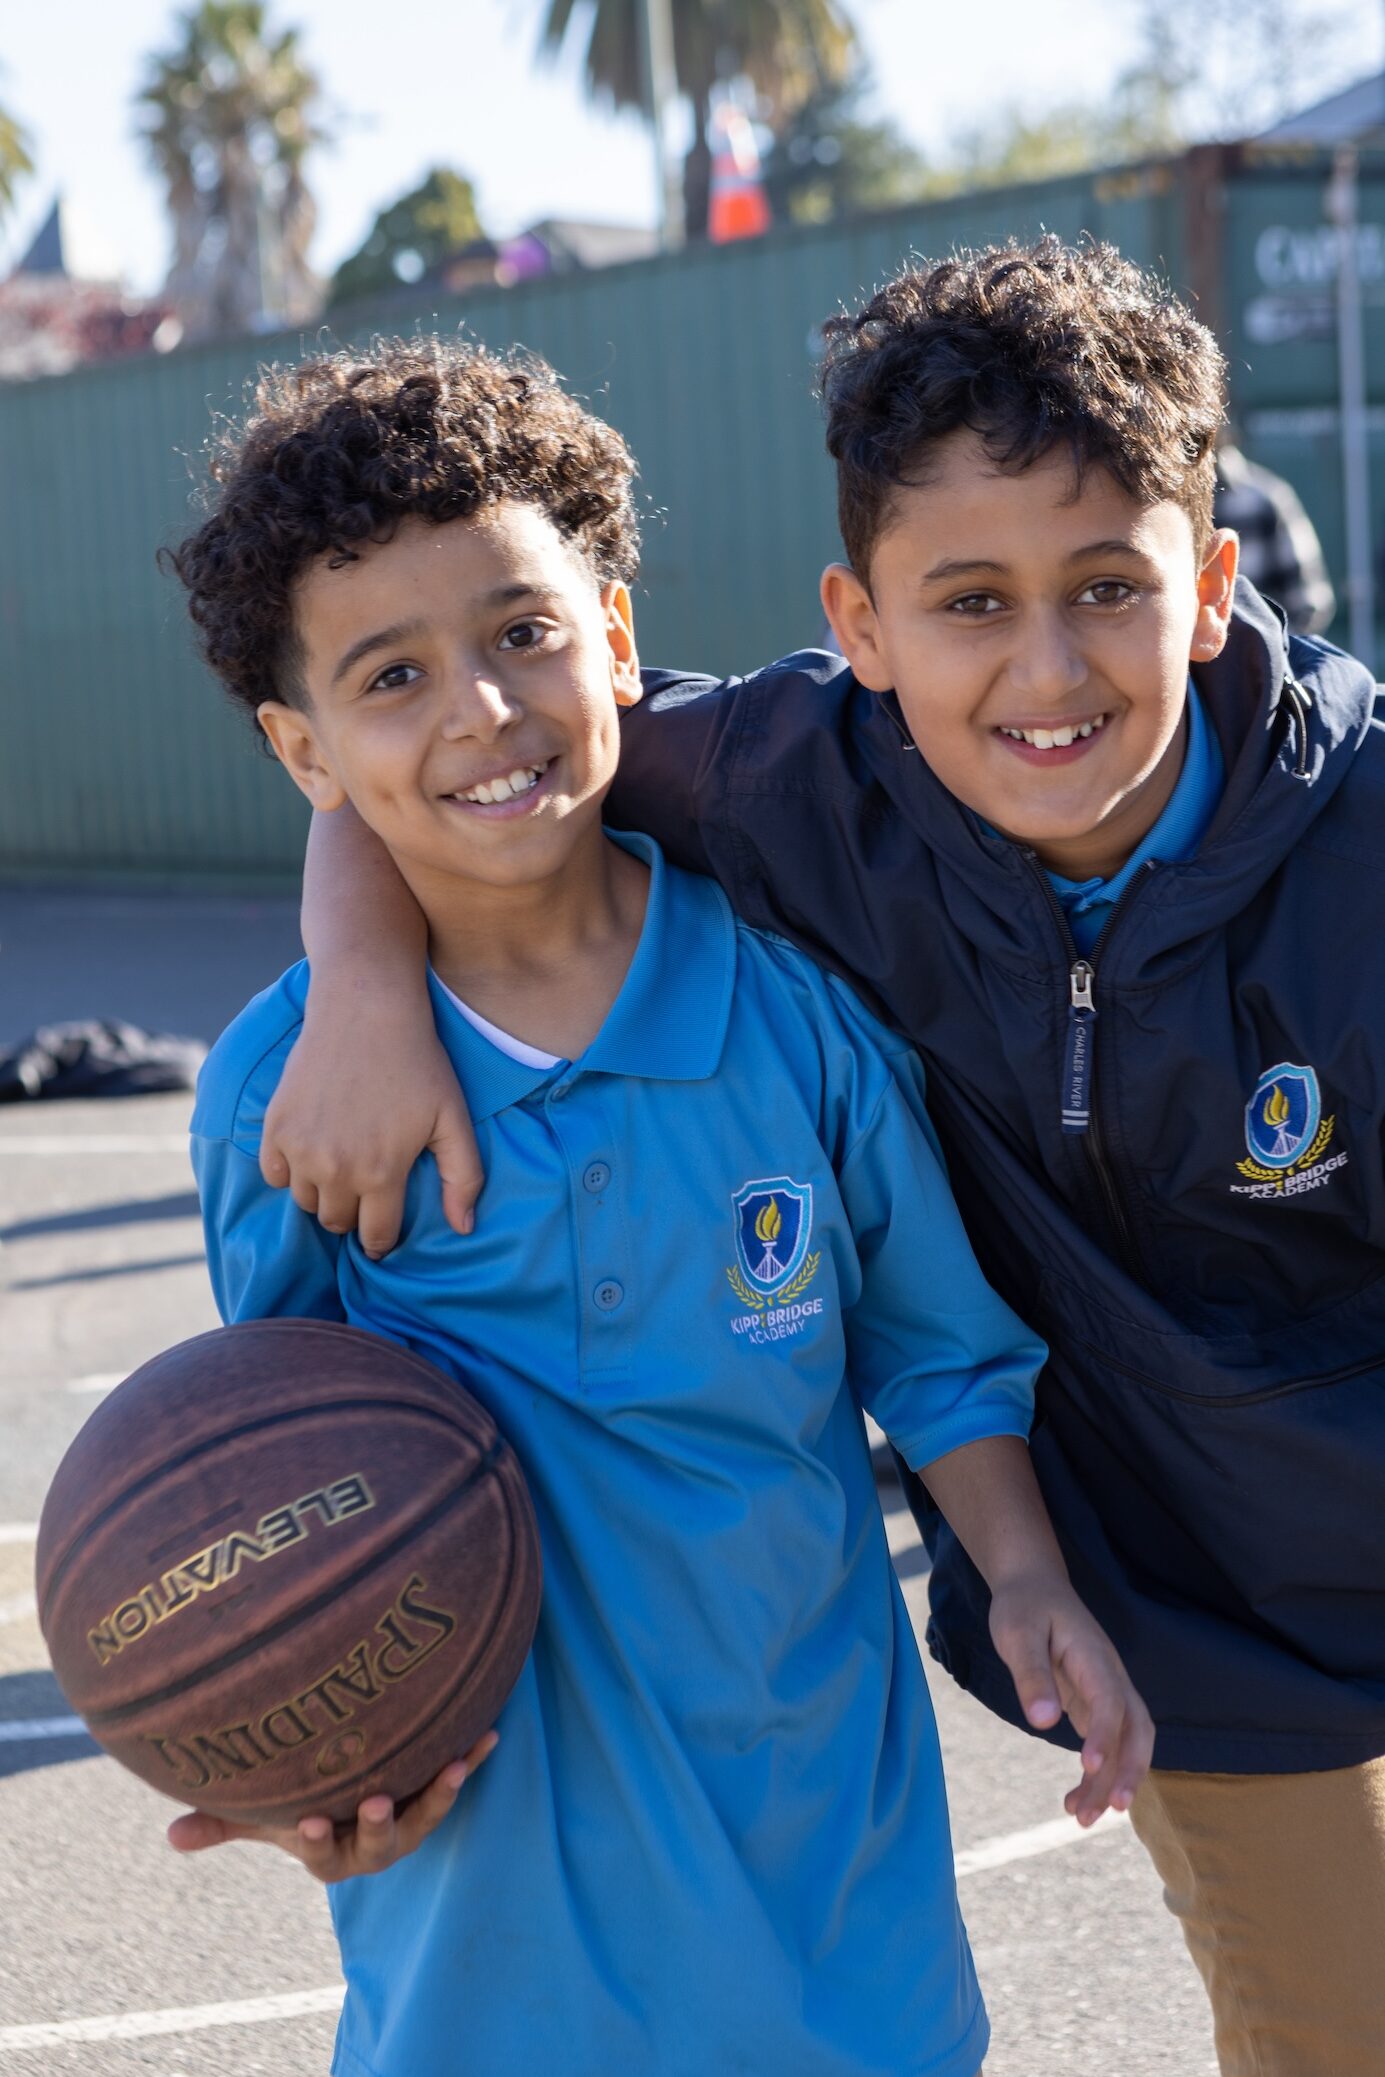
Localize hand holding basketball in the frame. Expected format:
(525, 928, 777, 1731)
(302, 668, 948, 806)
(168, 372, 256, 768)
(166, 1730, 499, 1883)
(36, 1321, 541, 1830)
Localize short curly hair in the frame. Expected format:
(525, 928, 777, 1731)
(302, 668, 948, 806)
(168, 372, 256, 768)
(165, 337, 641, 730)
(819, 235, 1226, 577)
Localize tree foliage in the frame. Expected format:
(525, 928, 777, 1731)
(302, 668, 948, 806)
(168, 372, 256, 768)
(136, 1, 326, 340)
(938, 0, 1356, 192)
(0, 74, 33, 225)
(762, 69, 929, 224)
(536, 0, 858, 237)
(330, 168, 485, 308)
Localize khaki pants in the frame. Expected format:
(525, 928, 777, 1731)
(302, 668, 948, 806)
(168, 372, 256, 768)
(1130, 1760, 1385, 2077)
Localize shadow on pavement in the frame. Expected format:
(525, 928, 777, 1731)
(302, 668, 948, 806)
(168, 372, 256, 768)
(2, 1191, 201, 1244)
(0, 1668, 99, 1782)
(7, 1252, 207, 1291)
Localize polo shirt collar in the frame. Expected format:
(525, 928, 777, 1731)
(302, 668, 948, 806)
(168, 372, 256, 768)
(426, 974, 557, 1123)
(582, 830, 736, 1082)
(425, 831, 735, 1121)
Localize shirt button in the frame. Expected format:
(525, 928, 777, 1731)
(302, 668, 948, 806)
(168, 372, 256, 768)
(594, 1279, 624, 1311)
(583, 1161, 611, 1194)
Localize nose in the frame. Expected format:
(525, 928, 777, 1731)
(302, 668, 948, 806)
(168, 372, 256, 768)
(1005, 606, 1088, 704)
(438, 665, 522, 744)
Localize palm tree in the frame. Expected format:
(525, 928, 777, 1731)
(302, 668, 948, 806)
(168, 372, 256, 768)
(0, 81, 33, 227)
(136, 2, 325, 341)
(537, 0, 858, 240)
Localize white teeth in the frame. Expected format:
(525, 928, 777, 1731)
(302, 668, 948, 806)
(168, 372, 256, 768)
(1000, 714, 1107, 748)
(460, 761, 545, 806)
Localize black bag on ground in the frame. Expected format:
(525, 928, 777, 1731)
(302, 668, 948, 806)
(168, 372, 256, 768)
(0, 1021, 207, 1101)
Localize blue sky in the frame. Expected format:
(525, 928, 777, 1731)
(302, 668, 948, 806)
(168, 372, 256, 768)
(3, 0, 1381, 291)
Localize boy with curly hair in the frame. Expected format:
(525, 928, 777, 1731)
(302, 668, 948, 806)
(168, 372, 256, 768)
(272, 241, 1385, 2076)
(166, 337, 1151, 2077)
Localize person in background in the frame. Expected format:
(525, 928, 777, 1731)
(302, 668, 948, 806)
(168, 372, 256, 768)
(1214, 435, 1335, 635)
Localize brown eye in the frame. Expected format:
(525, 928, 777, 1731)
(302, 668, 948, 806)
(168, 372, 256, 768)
(368, 663, 421, 692)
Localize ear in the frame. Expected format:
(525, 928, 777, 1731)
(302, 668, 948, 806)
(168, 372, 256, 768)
(602, 581, 642, 709)
(1191, 528, 1239, 663)
(257, 701, 348, 811)
(820, 561, 892, 692)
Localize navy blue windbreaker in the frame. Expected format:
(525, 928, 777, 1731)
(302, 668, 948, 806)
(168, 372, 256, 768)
(610, 585, 1385, 1773)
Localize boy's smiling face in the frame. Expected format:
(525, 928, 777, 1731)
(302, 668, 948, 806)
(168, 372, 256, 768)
(257, 502, 640, 896)
(823, 431, 1239, 883)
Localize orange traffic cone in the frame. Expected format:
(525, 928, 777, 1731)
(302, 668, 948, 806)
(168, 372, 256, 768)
(708, 106, 771, 244)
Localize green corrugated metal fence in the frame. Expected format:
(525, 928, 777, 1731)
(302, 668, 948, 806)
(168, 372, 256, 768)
(0, 149, 1375, 882)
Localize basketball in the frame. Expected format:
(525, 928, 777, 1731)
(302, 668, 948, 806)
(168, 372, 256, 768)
(34, 1319, 542, 1827)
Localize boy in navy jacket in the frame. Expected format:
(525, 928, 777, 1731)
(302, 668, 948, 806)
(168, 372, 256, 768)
(261, 241, 1385, 2075)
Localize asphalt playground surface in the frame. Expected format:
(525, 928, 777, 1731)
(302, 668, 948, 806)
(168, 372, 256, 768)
(0, 883, 1218, 2075)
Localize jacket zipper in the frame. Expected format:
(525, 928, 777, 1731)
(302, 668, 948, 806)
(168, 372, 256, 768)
(1028, 858, 1158, 1272)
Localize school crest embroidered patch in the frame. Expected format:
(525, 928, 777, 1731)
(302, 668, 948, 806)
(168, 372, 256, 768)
(725, 1177, 823, 1341)
(1231, 1063, 1347, 1199)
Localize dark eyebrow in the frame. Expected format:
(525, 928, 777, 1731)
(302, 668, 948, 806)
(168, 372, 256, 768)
(1064, 538, 1149, 563)
(331, 619, 427, 687)
(922, 557, 1006, 583)
(923, 540, 1151, 585)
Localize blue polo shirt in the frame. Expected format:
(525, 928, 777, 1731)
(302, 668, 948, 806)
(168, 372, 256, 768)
(191, 834, 1042, 2077)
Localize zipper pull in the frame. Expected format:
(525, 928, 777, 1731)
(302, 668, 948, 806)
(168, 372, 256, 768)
(1062, 960, 1096, 1134)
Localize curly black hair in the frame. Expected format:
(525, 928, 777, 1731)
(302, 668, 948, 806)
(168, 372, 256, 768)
(165, 337, 640, 730)
(819, 235, 1226, 577)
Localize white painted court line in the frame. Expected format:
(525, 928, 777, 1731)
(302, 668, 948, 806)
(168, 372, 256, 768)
(0, 1136, 188, 1154)
(954, 1808, 1128, 1877)
(0, 1716, 89, 1744)
(0, 1592, 36, 1628)
(67, 1373, 124, 1395)
(0, 1986, 344, 2050)
(0, 1524, 37, 1546)
(0, 1808, 1126, 2051)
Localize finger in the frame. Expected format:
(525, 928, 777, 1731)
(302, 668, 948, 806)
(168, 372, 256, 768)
(431, 1100, 485, 1236)
(167, 1810, 262, 1853)
(1108, 1696, 1156, 1814)
(357, 1184, 407, 1262)
(349, 1794, 400, 1875)
(394, 1731, 500, 1855)
(1074, 1683, 1123, 1782)
(314, 1187, 363, 1238)
(289, 1176, 320, 1220)
(292, 1812, 350, 1884)
(462, 1729, 499, 1775)
(1051, 1635, 1123, 1769)
(993, 1624, 1062, 1732)
(259, 1137, 291, 1190)
(1058, 1681, 1129, 1824)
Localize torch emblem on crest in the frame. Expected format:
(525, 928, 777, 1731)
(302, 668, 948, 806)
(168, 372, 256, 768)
(727, 1177, 819, 1310)
(1235, 1062, 1336, 1191)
